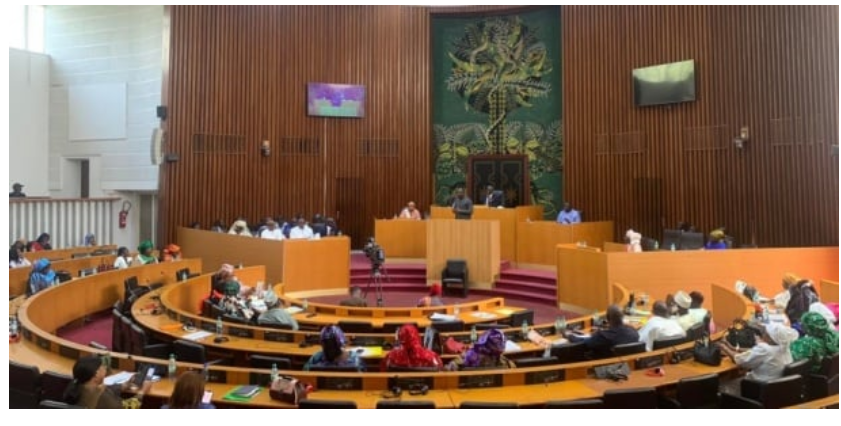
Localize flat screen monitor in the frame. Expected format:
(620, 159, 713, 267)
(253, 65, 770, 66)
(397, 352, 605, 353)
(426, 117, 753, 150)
(633, 60, 696, 107)
(680, 232, 705, 250)
(662, 229, 682, 251)
(307, 83, 365, 118)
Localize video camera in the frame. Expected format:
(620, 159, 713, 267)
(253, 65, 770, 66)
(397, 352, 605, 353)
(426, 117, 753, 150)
(363, 237, 385, 271)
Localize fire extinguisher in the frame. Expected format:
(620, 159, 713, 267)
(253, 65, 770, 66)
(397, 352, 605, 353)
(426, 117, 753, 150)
(119, 201, 132, 229)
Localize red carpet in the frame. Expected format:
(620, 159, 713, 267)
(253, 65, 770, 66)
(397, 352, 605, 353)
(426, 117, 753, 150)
(56, 311, 113, 349)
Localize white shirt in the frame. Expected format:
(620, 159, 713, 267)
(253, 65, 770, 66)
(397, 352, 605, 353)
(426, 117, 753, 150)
(774, 290, 791, 310)
(638, 316, 686, 351)
(260, 228, 285, 240)
(134, 255, 158, 266)
(735, 342, 791, 382)
(113, 256, 132, 269)
(10, 258, 31, 269)
(677, 308, 708, 331)
(289, 225, 314, 240)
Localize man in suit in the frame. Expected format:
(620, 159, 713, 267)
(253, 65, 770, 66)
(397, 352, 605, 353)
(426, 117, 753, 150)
(451, 187, 473, 220)
(482, 185, 505, 208)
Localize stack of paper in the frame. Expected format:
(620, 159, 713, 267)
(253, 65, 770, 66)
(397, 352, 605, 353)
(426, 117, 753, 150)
(430, 313, 457, 322)
(103, 371, 133, 386)
(224, 385, 261, 401)
(182, 330, 212, 341)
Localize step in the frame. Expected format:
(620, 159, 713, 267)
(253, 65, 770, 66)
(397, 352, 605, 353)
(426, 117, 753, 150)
(499, 268, 556, 282)
(471, 288, 557, 305)
(494, 278, 557, 294)
(350, 277, 428, 286)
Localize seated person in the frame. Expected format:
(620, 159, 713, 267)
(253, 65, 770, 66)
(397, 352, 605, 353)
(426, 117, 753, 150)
(64, 355, 152, 409)
(259, 220, 285, 240)
(773, 272, 800, 309)
(638, 301, 686, 351)
(790, 312, 839, 373)
(399, 201, 422, 220)
(303, 325, 366, 372)
(446, 328, 515, 370)
(162, 371, 215, 409)
(113, 247, 132, 269)
(718, 322, 798, 383)
(289, 217, 315, 240)
(27, 258, 56, 297)
(161, 244, 181, 262)
(381, 324, 443, 371)
(556, 202, 581, 224)
(675, 290, 709, 331)
(311, 214, 328, 237)
(566, 305, 639, 359)
(324, 217, 340, 236)
(134, 240, 158, 265)
(83, 233, 97, 247)
(705, 229, 727, 250)
(256, 291, 299, 330)
(482, 185, 505, 208)
(210, 220, 226, 233)
(339, 286, 368, 307)
(9, 247, 31, 268)
(228, 219, 252, 237)
(29, 233, 52, 251)
(12, 238, 27, 253)
(786, 279, 821, 326)
(417, 283, 444, 307)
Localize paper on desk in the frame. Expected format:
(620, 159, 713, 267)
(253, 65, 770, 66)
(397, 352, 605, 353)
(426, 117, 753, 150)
(347, 346, 384, 357)
(104, 371, 133, 386)
(471, 312, 496, 320)
(183, 330, 212, 341)
(285, 306, 303, 315)
(503, 340, 521, 353)
(430, 313, 457, 322)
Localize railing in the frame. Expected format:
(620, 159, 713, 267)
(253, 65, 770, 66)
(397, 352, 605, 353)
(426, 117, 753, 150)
(9, 197, 120, 248)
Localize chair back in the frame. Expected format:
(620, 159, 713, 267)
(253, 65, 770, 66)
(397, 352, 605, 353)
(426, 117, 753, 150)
(760, 375, 804, 408)
(652, 335, 686, 350)
(298, 399, 357, 409)
(676, 373, 719, 408)
(445, 259, 467, 276)
(514, 357, 559, 368)
(129, 323, 149, 355)
(386, 366, 440, 373)
(612, 341, 646, 356)
(430, 320, 464, 333)
(119, 316, 133, 353)
(507, 309, 534, 327)
(544, 398, 603, 409)
(111, 309, 124, 352)
(174, 339, 207, 364)
(308, 365, 361, 373)
(685, 322, 706, 341)
(820, 353, 839, 377)
(249, 355, 292, 370)
(459, 401, 517, 409)
(40, 371, 73, 402)
(10, 361, 41, 409)
(550, 342, 589, 363)
(338, 321, 374, 334)
(176, 268, 190, 282)
(783, 359, 812, 377)
(603, 387, 658, 409)
(376, 400, 435, 409)
(382, 322, 418, 334)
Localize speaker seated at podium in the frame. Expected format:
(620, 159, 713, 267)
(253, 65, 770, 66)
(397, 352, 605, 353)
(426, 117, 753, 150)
(556, 202, 581, 224)
(482, 185, 505, 208)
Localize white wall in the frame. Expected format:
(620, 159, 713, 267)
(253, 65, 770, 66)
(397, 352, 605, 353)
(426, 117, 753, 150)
(45, 5, 163, 196)
(9, 48, 50, 197)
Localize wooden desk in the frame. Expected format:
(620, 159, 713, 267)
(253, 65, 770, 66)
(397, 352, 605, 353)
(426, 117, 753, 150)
(22, 244, 117, 262)
(820, 279, 839, 304)
(9, 254, 117, 297)
(517, 221, 614, 266)
(426, 220, 500, 289)
(430, 206, 542, 262)
(374, 219, 426, 258)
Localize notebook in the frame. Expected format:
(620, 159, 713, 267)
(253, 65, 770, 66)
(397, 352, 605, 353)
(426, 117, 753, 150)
(225, 385, 261, 400)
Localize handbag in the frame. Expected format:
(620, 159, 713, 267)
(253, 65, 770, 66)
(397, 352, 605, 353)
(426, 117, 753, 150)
(593, 362, 630, 381)
(725, 319, 759, 349)
(693, 340, 722, 366)
(269, 376, 310, 405)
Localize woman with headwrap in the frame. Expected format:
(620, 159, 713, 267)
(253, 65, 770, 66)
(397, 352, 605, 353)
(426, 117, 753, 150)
(134, 240, 158, 265)
(9, 247, 31, 269)
(30, 233, 52, 251)
(303, 325, 366, 372)
(82, 233, 97, 247)
(27, 258, 56, 297)
(704, 229, 727, 250)
(446, 328, 516, 371)
(786, 279, 821, 326)
(417, 283, 444, 307)
(228, 219, 252, 237)
(63, 355, 151, 409)
(718, 322, 799, 382)
(161, 244, 182, 262)
(381, 324, 443, 371)
(790, 312, 839, 372)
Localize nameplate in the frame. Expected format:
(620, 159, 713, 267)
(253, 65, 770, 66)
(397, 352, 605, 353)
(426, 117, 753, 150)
(59, 345, 80, 360)
(166, 308, 178, 321)
(317, 376, 362, 391)
(264, 331, 294, 343)
(635, 355, 664, 370)
(228, 326, 254, 339)
(206, 369, 227, 384)
(458, 373, 502, 389)
(388, 376, 434, 390)
(36, 336, 51, 351)
(525, 368, 565, 385)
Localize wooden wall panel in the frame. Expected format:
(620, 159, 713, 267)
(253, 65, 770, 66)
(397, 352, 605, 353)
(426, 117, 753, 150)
(162, 6, 431, 248)
(162, 5, 837, 249)
(563, 5, 838, 247)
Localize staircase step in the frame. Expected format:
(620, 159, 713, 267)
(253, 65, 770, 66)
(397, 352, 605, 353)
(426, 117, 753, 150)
(494, 278, 557, 294)
(350, 277, 428, 286)
(471, 288, 557, 305)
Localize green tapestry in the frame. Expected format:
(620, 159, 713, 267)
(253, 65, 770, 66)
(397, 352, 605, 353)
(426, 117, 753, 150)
(432, 7, 563, 218)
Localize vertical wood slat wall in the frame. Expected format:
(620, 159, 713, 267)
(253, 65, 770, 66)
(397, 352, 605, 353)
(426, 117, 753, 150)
(162, 5, 838, 248)
(563, 5, 838, 247)
(161, 6, 431, 247)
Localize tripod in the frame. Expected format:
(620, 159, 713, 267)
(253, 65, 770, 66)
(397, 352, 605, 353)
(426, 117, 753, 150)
(364, 264, 390, 307)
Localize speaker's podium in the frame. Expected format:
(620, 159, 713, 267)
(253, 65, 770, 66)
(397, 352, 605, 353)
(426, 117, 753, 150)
(426, 219, 500, 291)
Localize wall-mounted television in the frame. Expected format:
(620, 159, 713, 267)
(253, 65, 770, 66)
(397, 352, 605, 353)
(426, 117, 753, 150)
(632, 60, 696, 107)
(307, 83, 366, 118)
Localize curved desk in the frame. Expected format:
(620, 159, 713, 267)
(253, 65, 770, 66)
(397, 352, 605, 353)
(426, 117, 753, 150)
(9, 254, 117, 297)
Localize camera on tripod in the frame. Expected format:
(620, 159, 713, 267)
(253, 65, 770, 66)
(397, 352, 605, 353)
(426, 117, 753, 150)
(363, 237, 385, 273)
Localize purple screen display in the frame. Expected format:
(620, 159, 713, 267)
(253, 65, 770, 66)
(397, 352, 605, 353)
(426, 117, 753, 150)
(307, 83, 366, 118)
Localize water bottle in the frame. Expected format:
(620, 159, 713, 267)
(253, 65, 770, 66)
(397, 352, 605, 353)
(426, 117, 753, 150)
(554, 316, 565, 335)
(591, 311, 600, 328)
(270, 363, 279, 383)
(521, 319, 529, 338)
(653, 240, 659, 251)
(470, 325, 478, 343)
(9, 315, 19, 338)
(762, 305, 770, 324)
(302, 298, 309, 312)
(215, 316, 223, 338)
(670, 243, 676, 251)
(168, 354, 177, 379)
(203, 362, 210, 382)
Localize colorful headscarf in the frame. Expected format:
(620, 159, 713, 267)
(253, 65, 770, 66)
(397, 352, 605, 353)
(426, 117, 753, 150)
(28, 258, 55, 296)
(137, 240, 156, 264)
(462, 329, 506, 368)
(83, 233, 96, 246)
(790, 312, 840, 372)
(429, 283, 442, 297)
(383, 324, 442, 370)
